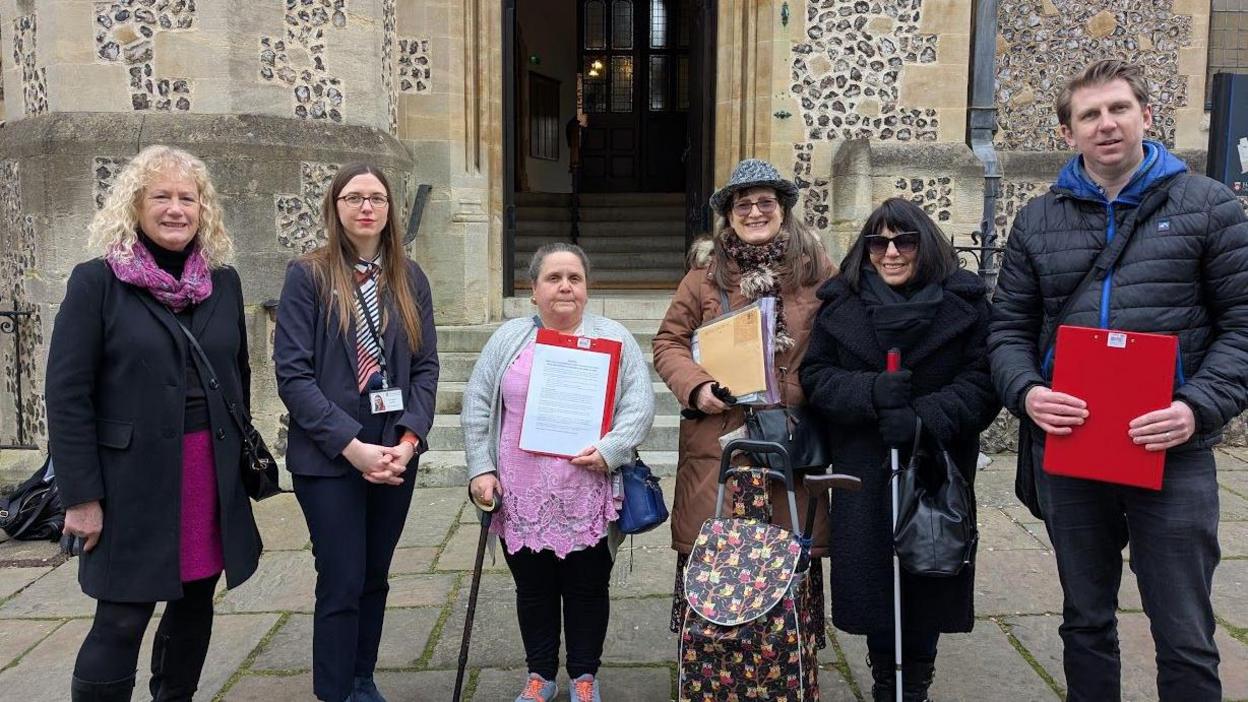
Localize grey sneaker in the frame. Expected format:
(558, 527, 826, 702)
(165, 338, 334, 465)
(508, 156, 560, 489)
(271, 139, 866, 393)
(571, 673, 602, 702)
(515, 673, 557, 702)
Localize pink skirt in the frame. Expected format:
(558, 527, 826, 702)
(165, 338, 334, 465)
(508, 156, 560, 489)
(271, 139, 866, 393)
(180, 430, 224, 582)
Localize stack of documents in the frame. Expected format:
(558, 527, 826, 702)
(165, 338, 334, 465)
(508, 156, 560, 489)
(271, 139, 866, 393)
(691, 297, 779, 405)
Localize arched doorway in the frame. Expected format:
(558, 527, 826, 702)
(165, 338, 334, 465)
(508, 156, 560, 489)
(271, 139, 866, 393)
(502, 0, 716, 294)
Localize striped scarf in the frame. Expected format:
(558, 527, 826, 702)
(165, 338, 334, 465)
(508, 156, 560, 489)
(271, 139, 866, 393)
(354, 257, 383, 391)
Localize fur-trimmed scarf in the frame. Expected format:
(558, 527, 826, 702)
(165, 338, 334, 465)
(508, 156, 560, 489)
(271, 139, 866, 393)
(721, 232, 794, 353)
(106, 239, 212, 312)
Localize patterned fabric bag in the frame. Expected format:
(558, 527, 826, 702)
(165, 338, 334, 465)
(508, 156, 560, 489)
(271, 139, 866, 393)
(677, 463, 821, 702)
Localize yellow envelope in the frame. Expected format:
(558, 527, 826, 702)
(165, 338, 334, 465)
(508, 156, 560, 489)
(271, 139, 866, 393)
(693, 306, 767, 396)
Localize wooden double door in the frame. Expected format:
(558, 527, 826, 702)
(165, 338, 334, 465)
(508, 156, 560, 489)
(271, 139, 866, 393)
(577, 0, 695, 193)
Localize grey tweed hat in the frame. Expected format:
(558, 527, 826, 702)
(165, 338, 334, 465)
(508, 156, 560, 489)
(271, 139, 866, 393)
(709, 158, 799, 214)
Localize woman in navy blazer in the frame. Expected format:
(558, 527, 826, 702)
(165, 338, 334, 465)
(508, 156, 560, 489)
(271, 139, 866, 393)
(274, 163, 439, 702)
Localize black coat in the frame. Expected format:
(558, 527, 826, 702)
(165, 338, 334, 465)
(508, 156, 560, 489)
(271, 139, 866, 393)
(46, 259, 261, 602)
(800, 269, 1000, 634)
(989, 170, 1248, 444)
(274, 259, 439, 476)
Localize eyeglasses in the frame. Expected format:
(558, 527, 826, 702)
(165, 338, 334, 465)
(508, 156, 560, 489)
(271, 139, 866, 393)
(865, 232, 919, 255)
(731, 198, 779, 217)
(337, 194, 390, 208)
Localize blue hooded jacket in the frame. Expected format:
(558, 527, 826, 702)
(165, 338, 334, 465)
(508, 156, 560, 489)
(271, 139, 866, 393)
(1038, 141, 1188, 376)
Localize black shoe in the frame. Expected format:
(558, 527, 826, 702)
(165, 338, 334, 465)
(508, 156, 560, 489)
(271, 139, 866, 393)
(71, 674, 136, 702)
(901, 657, 935, 702)
(867, 651, 895, 702)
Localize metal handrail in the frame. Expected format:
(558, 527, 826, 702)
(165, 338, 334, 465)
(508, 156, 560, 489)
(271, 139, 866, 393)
(0, 298, 36, 449)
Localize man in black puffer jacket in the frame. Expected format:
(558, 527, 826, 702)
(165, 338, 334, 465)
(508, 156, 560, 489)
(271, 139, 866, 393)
(989, 60, 1248, 702)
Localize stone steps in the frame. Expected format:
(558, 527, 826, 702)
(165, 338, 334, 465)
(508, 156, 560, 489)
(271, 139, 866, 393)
(514, 234, 686, 253)
(515, 192, 685, 207)
(515, 220, 686, 236)
(518, 205, 686, 222)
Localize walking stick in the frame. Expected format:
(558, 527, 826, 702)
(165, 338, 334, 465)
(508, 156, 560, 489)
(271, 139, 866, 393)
(452, 489, 500, 702)
(886, 347, 903, 702)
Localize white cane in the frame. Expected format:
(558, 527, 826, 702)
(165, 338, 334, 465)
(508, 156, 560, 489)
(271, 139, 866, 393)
(886, 347, 903, 702)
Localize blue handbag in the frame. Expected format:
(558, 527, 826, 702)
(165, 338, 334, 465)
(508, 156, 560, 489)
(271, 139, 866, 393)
(616, 454, 669, 535)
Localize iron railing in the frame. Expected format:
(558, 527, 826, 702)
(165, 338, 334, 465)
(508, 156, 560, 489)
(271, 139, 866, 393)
(0, 298, 36, 450)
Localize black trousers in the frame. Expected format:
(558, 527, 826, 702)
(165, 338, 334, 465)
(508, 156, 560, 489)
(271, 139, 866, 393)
(1035, 446, 1221, 702)
(73, 573, 220, 701)
(502, 537, 614, 680)
(293, 398, 416, 702)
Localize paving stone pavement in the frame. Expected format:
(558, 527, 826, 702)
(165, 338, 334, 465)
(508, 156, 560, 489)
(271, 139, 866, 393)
(0, 454, 1242, 701)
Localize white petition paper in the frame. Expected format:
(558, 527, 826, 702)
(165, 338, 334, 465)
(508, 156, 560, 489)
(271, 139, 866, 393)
(518, 341, 613, 457)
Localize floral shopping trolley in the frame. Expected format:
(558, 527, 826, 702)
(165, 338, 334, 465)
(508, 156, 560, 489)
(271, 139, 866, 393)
(678, 439, 859, 702)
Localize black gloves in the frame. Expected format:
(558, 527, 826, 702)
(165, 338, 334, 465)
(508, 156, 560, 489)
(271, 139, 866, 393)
(878, 405, 918, 448)
(872, 369, 913, 410)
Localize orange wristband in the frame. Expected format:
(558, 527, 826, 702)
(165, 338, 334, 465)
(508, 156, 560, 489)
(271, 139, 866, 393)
(400, 431, 421, 450)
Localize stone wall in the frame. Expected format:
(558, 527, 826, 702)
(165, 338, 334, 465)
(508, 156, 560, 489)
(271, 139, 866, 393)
(996, 0, 1211, 152)
(0, 0, 401, 133)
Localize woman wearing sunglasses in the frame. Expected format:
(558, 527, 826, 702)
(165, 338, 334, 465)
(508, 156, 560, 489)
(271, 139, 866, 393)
(800, 197, 999, 701)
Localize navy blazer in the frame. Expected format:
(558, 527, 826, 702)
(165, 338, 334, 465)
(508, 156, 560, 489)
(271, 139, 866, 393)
(274, 258, 439, 477)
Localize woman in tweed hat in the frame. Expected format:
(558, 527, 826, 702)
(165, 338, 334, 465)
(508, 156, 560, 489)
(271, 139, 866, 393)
(653, 158, 836, 647)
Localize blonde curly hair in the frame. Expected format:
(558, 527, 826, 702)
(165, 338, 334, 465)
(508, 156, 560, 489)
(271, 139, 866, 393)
(88, 145, 234, 267)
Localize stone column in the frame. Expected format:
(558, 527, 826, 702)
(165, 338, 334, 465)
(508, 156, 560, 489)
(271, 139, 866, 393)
(396, 0, 499, 325)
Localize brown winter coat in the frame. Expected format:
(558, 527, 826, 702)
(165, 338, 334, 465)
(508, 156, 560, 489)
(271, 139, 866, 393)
(653, 252, 835, 555)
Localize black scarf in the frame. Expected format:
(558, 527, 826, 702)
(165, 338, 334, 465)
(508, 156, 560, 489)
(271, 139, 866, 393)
(858, 266, 944, 355)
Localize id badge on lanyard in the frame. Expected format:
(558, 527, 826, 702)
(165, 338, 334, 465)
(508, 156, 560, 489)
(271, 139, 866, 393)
(355, 282, 404, 415)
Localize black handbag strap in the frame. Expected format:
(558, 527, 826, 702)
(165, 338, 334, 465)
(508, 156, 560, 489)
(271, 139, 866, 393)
(172, 317, 256, 449)
(1037, 202, 1146, 356)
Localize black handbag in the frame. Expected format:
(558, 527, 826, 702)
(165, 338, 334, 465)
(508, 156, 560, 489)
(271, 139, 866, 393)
(0, 456, 64, 541)
(893, 419, 977, 577)
(616, 454, 668, 535)
(743, 404, 831, 472)
(174, 319, 284, 501)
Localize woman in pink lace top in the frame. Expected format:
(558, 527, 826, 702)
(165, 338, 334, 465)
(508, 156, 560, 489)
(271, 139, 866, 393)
(461, 244, 655, 702)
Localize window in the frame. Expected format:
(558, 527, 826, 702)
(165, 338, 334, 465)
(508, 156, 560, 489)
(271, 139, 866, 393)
(585, 0, 606, 50)
(1207, 4, 1248, 107)
(650, 0, 668, 49)
(584, 56, 608, 112)
(529, 73, 560, 161)
(649, 56, 669, 110)
(611, 56, 634, 112)
(612, 0, 634, 49)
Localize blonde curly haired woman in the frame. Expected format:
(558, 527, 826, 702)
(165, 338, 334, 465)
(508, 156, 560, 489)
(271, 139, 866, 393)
(46, 145, 262, 701)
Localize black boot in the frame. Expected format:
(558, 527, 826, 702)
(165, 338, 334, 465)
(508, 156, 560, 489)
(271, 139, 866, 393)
(148, 629, 211, 701)
(866, 651, 895, 702)
(71, 674, 136, 701)
(901, 657, 935, 702)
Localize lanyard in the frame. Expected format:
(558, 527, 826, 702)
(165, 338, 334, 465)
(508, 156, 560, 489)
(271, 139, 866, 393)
(353, 283, 389, 388)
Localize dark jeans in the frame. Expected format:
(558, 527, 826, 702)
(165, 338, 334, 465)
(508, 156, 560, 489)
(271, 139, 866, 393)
(293, 396, 417, 701)
(502, 537, 614, 680)
(1035, 446, 1221, 702)
(74, 574, 220, 701)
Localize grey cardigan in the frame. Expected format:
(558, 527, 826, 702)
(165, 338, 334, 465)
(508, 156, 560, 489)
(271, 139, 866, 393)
(462, 313, 656, 482)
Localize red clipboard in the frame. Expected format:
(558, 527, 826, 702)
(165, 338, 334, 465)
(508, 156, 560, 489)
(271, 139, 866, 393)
(517, 328, 622, 457)
(1042, 325, 1177, 490)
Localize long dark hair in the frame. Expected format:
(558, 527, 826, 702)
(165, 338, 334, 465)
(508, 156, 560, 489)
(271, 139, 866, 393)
(839, 197, 958, 292)
(301, 163, 424, 349)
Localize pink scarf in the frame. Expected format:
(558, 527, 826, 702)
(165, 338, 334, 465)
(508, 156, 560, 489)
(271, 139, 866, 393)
(106, 239, 213, 311)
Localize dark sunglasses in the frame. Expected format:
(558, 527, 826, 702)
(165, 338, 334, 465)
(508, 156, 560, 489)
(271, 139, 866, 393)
(865, 231, 919, 255)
